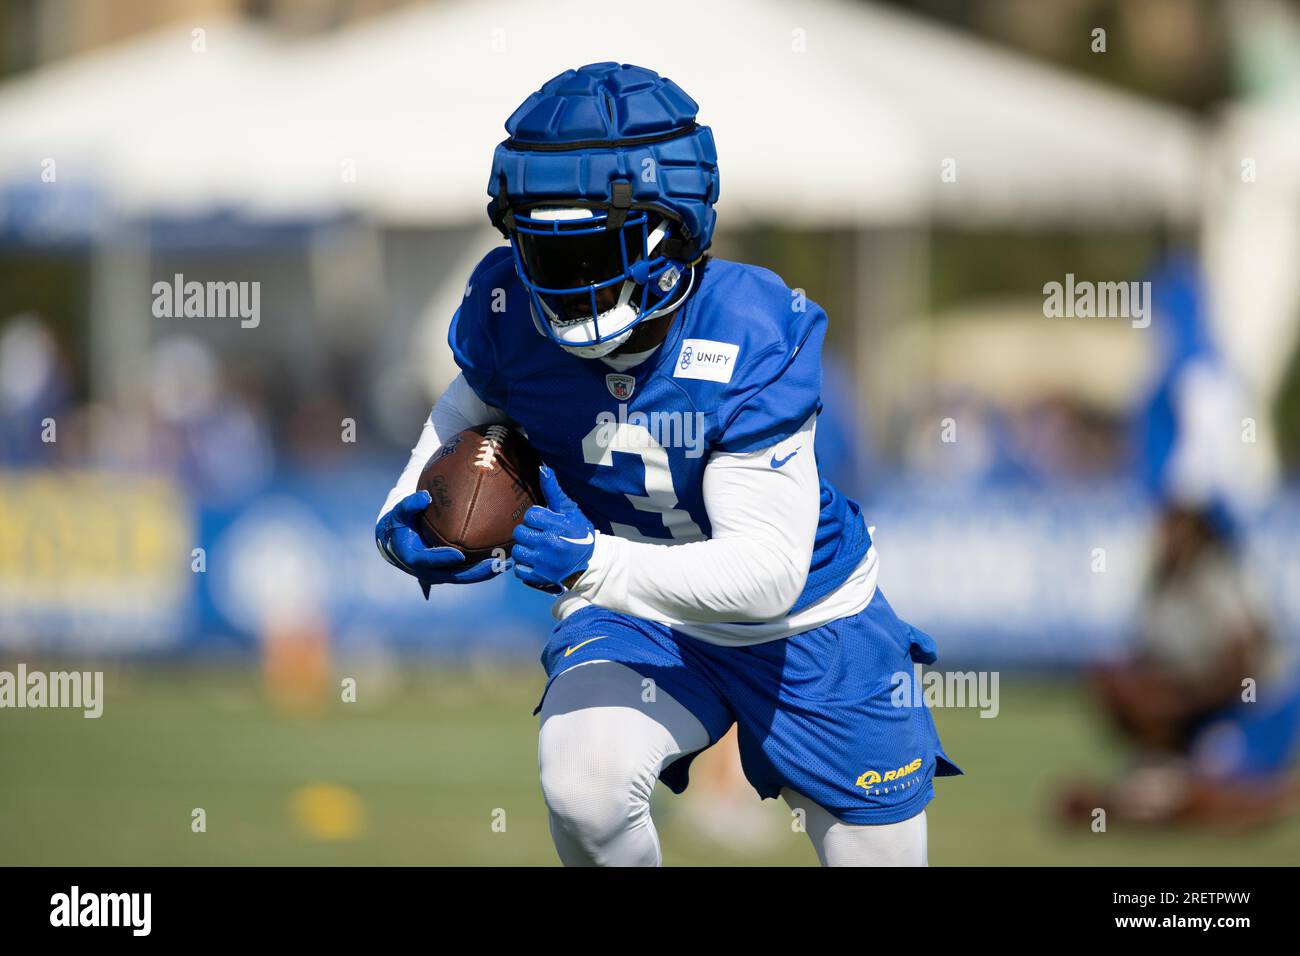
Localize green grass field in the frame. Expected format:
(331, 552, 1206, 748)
(2, 666, 1297, 865)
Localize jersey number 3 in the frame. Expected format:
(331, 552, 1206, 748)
(581, 422, 704, 543)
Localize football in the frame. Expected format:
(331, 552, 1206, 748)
(416, 424, 544, 562)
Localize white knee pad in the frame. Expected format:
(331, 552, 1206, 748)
(538, 661, 710, 867)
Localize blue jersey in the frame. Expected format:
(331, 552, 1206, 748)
(449, 248, 871, 615)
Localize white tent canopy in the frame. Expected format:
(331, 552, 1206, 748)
(0, 0, 1205, 229)
(803, 0, 1205, 224)
(0, 22, 290, 218)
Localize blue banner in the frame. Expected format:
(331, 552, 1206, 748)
(3, 467, 1297, 667)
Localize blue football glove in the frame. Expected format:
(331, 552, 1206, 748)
(512, 466, 596, 593)
(376, 490, 508, 598)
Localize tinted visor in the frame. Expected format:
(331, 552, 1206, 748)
(516, 219, 646, 292)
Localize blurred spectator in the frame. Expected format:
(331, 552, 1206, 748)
(1133, 253, 1266, 524)
(146, 335, 274, 500)
(1057, 253, 1300, 826)
(1060, 503, 1300, 826)
(895, 387, 1127, 489)
(0, 312, 70, 463)
(898, 388, 1002, 487)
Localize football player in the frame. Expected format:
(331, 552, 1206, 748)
(377, 63, 959, 866)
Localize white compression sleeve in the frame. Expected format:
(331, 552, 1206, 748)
(378, 373, 509, 519)
(538, 661, 711, 867)
(568, 415, 821, 623)
(782, 789, 929, 867)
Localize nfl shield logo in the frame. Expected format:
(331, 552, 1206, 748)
(606, 373, 635, 400)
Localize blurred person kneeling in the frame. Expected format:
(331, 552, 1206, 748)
(1064, 503, 1300, 827)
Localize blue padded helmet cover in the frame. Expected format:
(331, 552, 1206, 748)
(486, 62, 720, 258)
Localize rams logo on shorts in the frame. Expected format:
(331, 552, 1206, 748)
(855, 757, 923, 793)
(855, 770, 882, 789)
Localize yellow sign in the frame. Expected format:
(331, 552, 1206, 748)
(0, 470, 191, 613)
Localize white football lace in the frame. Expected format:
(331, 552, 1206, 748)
(474, 425, 508, 470)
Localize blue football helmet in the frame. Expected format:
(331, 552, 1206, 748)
(487, 63, 720, 358)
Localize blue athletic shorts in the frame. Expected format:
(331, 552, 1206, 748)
(536, 590, 961, 825)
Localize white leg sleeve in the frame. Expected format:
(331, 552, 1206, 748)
(782, 788, 928, 867)
(538, 661, 711, 867)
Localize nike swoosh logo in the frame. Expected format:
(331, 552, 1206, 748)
(560, 531, 595, 546)
(770, 447, 801, 469)
(564, 636, 607, 657)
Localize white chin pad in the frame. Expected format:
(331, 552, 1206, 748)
(552, 301, 637, 358)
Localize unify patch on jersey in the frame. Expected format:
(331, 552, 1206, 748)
(673, 339, 739, 383)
